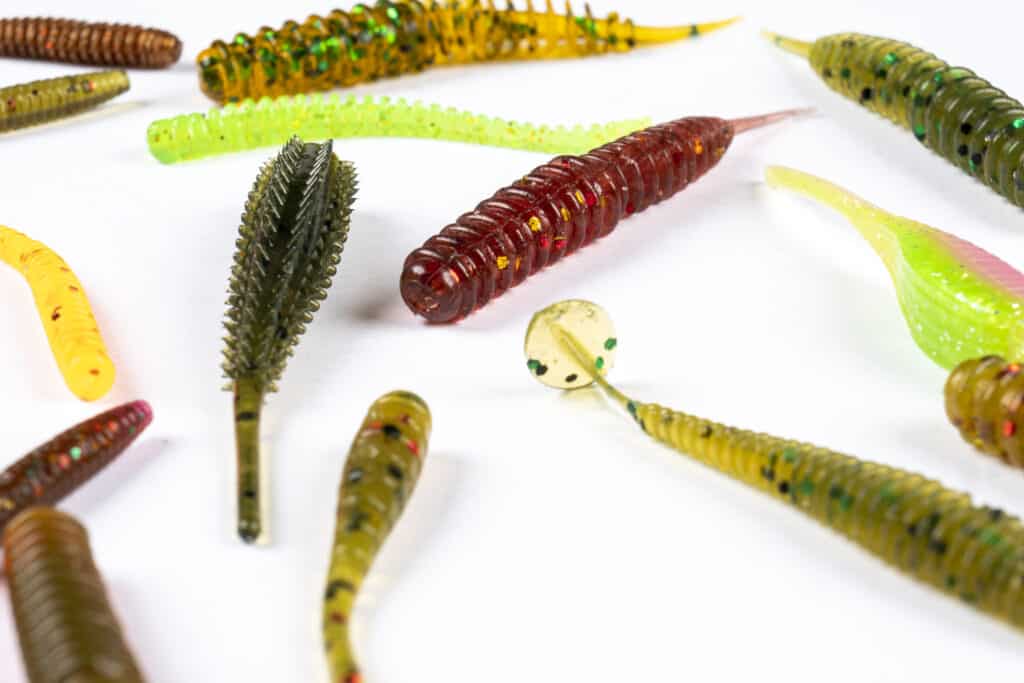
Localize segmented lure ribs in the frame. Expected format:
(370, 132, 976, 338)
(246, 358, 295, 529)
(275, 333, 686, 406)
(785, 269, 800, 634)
(0, 17, 182, 67)
(0, 70, 129, 133)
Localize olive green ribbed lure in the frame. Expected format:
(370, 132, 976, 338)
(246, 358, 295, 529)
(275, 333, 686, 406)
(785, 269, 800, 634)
(764, 30, 1024, 209)
(526, 299, 1024, 630)
(323, 390, 430, 683)
(0, 70, 129, 133)
(765, 165, 1024, 370)
(146, 94, 649, 164)
(222, 136, 358, 544)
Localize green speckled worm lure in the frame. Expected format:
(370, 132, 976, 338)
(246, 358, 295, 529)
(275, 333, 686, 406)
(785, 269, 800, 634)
(766, 165, 1024, 370)
(147, 94, 650, 163)
(222, 137, 358, 544)
(0, 70, 129, 133)
(323, 390, 430, 683)
(526, 299, 1024, 631)
(765, 31, 1024, 209)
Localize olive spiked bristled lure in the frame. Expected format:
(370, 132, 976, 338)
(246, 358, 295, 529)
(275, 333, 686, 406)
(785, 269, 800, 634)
(765, 30, 1024, 209)
(0, 70, 129, 133)
(222, 136, 358, 544)
(0, 17, 182, 68)
(526, 299, 1024, 631)
(323, 391, 430, 683)
(197, 1, 739, 103)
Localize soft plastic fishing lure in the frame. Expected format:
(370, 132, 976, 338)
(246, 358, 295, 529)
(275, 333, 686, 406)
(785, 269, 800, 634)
(4, 507, 147, 683)
(946, 356, 1024, 469)
(0, 401, 153, 536)
(197, 1, 738, 103)
(147, 94, 650, 164)
(1, 225, 116, 400)
(526, 299, 1024, 630)
(765, 165, 1024, 370)
(766, 30, 1024, 209)
(0, 69, 129, 133)
(0, 17, 182, 68)
(402, 109, 806, 323)
(323, 390, 430, 683)
(223, 137, 358, 544)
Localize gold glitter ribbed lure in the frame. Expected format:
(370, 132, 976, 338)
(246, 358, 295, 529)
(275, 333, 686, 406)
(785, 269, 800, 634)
(323, 391, 430, 683)
(197, 1, 739, 102)
(0, 225, 115, 401)
(526, 299, 1024, 630)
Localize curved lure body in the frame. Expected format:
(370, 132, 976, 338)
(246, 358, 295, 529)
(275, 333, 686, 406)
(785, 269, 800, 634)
(526, 299, 1024, 632)
(767, 31, 1024, 209)
(4, 507, 146, 683)
(1, 225, 116, 400)
(765, 166, 1024, 370)
(223, 137, 358, 544)
(402, 110, 805, 323)
(323, 391, 430, 683)
(0, 70, 129, 133)
(0, 17, 182, 68)
(147, 94, 650, 163)
(197, 1, 738, 103)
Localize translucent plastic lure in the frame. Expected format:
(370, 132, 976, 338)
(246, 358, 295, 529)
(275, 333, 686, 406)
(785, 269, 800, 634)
(323, 391, 430, 683)
(402, 109, 806, 323)
(526, 299, 1024, 630)
(0, 401, 153, 535)
(0, 17, 182, 68)
(765, 165, 1024, 370)
(4, 507, 146, 683)
(766, 30, 1024, 209)
(1, 225, 116, 401)
(223, 137, 358, 544)
(197, 1, 739, 103)
(0, 70, 129, 133)
(945, 356, 1024, 469)
(147, 94, 650, 164)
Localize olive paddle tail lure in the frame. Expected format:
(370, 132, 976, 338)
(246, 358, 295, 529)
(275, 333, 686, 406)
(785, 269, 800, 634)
(526, 299, 1024, 630)
(0, 70, 129, 134)
(765, 30, 1024, 209)
(765, 165, 1024, 370)
(0, 17, 182, 68)
(1, 225, 116, 400)
(0, 401, 153, 536)
(323, 391, 430, 683)
(147, 93, 650, 164)
(4, 507, 147, 683)
(222, 137, 358, 544)
(401, 108, 807, 323)
(197, 1, 739, 103)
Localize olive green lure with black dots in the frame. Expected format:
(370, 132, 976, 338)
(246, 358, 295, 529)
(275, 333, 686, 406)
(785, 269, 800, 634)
(526, 299, 1024, 631)
(0, 70, 129, 133)
(766, 31, 1024, 209)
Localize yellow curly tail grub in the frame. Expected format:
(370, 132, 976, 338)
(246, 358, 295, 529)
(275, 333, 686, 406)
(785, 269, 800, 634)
(0, 226, 115, 401)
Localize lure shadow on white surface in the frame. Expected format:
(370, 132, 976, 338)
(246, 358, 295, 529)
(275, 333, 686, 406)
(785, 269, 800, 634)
(1, 100, 149, 141)
(63, 437, 170, 517)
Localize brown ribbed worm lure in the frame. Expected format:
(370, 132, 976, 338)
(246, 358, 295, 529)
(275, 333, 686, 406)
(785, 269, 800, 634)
(0, 70, 129, 134)
(3, 507, 147, 683)
(0, 17, 182, 68)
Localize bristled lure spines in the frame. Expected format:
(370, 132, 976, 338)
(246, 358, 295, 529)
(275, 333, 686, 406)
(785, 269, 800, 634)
(197, 1, 738, 103)
(769, 31, 1024, 209)
(0, 401, 153, 534)
(146, 94, 651, 164)
(0, 70, 129, 134)
(946, 355, 1024, 468)
(324, 391, 430, 683)
(0, 17, 182, 68)
(4, 507, 146, 683)
(0, 225, 116, 401)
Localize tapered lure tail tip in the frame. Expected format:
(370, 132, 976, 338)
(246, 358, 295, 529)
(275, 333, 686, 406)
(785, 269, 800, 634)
(761, 30, 812, 58)
(238, 519, 262, 544)
(764, 164, 806, 189)
(634, 16, 742, 45)
(524, 300, 618, 390)
(730, 107, 815, 135)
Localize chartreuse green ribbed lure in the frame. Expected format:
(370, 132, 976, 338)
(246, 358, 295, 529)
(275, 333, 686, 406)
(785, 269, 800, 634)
(146, 94, 649, 164)
(765, 165, 1024, 370)
(525, 299, 1024, 631)
(764, 31, 1024, 209)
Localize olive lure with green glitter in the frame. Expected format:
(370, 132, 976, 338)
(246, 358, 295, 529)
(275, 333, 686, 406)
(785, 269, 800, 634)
(222, 136, 358, 544)
(765, 30, 1024, 209)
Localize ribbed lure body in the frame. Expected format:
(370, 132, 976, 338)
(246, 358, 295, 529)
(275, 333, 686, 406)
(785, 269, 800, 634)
(945, 356, 1024, 469)
(0, 17, 182, 68)
(222, 137, 358, 543)
(765, 166, 1024, 370)
(4, 507, 146, 683)
(147, 93, 650, 163)
(0, 225, 116, 400)
(324, 391, 430, 683)
(197, 0, 737, 102)
(0, 70, 129, 133)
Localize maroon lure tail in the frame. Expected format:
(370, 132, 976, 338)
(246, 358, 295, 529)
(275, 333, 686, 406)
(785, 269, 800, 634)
(730, 107, 814, 134)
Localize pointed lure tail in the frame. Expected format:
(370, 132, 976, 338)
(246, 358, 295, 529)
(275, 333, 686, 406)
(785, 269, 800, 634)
(730, 108, 814, 135)
(762, 30, 813, 58)
(632, 16, 742, 46)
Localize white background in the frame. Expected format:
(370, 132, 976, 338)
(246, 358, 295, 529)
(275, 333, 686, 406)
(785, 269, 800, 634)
(2, 0, 1024, 680)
